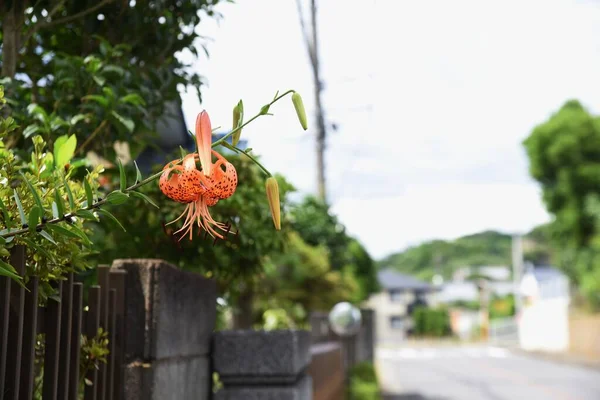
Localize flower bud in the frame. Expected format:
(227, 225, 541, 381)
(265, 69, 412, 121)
(292, 92, 308, 130)
(232, 100, 243, 146)
(265, 177, 281, 230)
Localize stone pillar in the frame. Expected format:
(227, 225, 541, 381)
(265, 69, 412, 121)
(111, 259, 216, 400)
(213, 330, 312, 399)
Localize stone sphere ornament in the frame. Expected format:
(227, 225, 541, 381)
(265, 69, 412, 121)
(328, 302, 362, 336)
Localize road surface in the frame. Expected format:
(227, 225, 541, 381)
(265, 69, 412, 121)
(377, 345, 600, 400)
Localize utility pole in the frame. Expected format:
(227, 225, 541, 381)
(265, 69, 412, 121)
(296, 0, 328, 201)
(511, 234, 524, 316)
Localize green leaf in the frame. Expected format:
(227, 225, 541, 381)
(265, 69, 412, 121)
(93, 75, 106, 87)
(46, 223, 80, 240)
(0, 236, 5, 245)
(0, 259, 21, 281)
(76, 210, 99, 222)
(84, 177, 94, 207)
(105, 191, 129, 205)
(0, 230, 14, 244)
(54, 134, 77, 168)
(54, 189, 65, 218)
(27, 104, 49, 123)
(134, 161, 142, 184)
(117, 158, 126, 191)
(63, 178, 75, 210)
(64, 224, 92, 246)
(20, 237, 55, 260)
(130, 191, 159, 209)
(20, 173, 44, 210)
(13, 190, 26, 225)
(70, 114, 87, 126)
(119, 93, 145, 106)
(28, 205, 41, 233)
(179, 146, 188, 159)
(110, 111, 135, 133)
(23, 124, 40, 139)
(82, 95, 109, 107)
(51, 202, 59, 219)
(0, 197, 12, 229)
(97, 209, 126, 232)
(39, 230, 57, 245)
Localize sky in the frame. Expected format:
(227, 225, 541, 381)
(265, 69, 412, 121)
(179, 0, 600, 260)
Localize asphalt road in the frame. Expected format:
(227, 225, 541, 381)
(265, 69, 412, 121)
(377, 345, 600, 400)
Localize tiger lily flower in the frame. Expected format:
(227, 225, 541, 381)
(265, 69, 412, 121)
(159, 111, 238, 240)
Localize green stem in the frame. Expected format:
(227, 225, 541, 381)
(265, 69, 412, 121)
(0, 166, 174, 239)
(211, 89, 295, 148)
(227, 145, 271, 177)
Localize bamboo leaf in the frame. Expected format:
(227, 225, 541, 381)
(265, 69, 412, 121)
(0, 197, 12, 229)
(84, 176, 94, 207)
(105, 191, 129, 205)
(63, 178, 76, 210)
(64, 224, 92, 246)
(51, 202, 59, 219)
(54, 189, 65, 217)
(0, 259, 21, 281)
(28, 205, 41, 233)
(134, 161, 142, 184)
(20, 237, 55, 260)
(13, 190, 26, 225)
(0, 236, 5, 245)
(117, 158, 126, 191)
(39, 229, 57, 245)
(130, 191, 159, 209)
(20, 173, 44, 211)
(97, 209, 126, 231)
(76, 210, 99, 222)
(46, 223, 80, 240)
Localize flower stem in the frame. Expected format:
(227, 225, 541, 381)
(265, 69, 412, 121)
(211, 89, 296, 148)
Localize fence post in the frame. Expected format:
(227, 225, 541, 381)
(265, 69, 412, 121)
(111, 259, 216, 400)
(212, 330, 312, 399)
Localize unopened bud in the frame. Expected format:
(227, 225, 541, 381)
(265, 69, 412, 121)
(265, 177, 281, 230)
(232, 100, 244, 146)
(291, 92, 308, 130)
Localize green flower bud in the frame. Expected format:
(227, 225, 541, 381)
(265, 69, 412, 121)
(265, 177, 281, 231)
(232, 100, 244, 146)
(291, 92, 308, 130)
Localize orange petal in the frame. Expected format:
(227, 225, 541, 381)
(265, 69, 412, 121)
(195, 111, 213, 176)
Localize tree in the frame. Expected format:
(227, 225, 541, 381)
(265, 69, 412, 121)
(290, 195, 378, 301)
(523, 100, 600, 308)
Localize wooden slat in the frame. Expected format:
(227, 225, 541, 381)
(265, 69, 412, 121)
(42, 281, 63, 400)
(109, 270, 126, 400)
(69, 283, 83, 400)
(106, 289, 117, 400)
(84, 286, 101, 400)
(5, 245, 26, 400)
(57, 273, 74, 400)
(19, 277, 39, 400)
(0, 261, 12, 397)
(96, 266, 110, 400)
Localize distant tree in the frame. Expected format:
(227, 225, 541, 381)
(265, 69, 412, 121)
(290, 196, 378, 301)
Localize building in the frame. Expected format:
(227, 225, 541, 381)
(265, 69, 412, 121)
(518, 265, 570, 352)
(366, 269, 435, 343)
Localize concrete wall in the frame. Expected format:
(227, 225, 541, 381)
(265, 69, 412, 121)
(112, 259, 216, 400)
(366, 291, 409, 343)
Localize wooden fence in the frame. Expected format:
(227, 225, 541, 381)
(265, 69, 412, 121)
(0, 246, 126, 400)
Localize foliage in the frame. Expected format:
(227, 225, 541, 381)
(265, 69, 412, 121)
(489, 294, 515, 320)
(79, 328, 110, 392)
(523, 100, 600, 308)
(348, 362, 381, 400)
(290, 196, 378, 301)
(412, 307, 451, 337)
(255, 232, 360, 327)
(380, 230, 550, 281)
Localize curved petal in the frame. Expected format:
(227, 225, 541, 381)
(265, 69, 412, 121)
(195, 111, 213, 176)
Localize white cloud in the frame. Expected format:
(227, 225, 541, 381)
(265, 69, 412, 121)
(180, 0, 600, 259)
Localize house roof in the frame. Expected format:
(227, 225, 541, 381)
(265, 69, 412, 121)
(377, 269, 432, 291)
(529, 266, 566, 283)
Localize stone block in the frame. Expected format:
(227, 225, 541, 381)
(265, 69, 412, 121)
(124, 357, 211, 400)
(213, 330, 311, 384)
(215, 374, 312, 400)
(111, 259, 216, 361)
